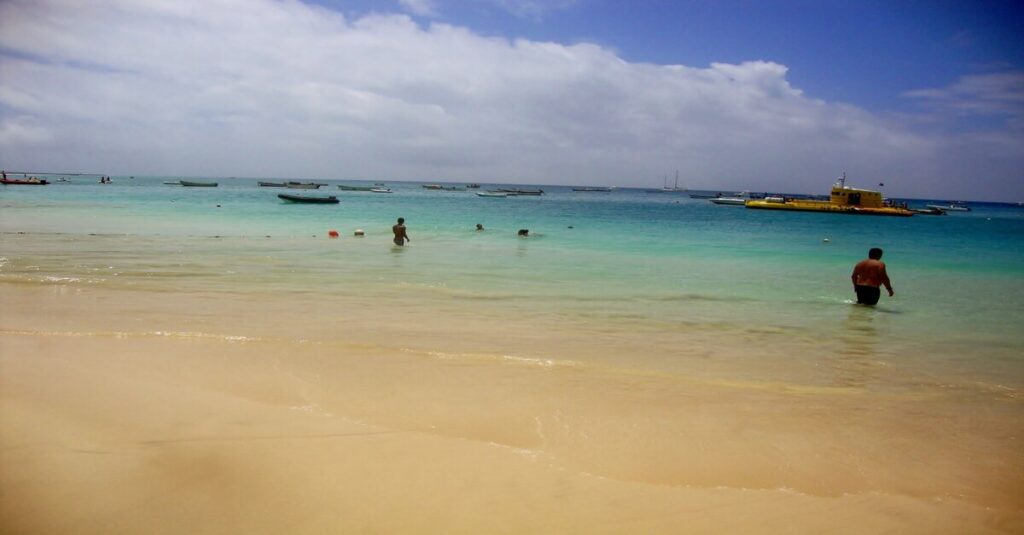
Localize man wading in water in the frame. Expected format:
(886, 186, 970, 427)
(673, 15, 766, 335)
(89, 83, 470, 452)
(851, 247, 894, 305)
(392, 217, 410, 246)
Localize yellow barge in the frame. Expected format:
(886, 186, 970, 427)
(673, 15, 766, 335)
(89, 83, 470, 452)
(745, 175, 914, 216)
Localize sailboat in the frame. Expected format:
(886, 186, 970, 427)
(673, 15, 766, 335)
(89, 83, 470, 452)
(661, 170, 685, 192)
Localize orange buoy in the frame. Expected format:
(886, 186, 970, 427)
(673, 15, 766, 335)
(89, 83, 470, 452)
(328, 229, 339, 238)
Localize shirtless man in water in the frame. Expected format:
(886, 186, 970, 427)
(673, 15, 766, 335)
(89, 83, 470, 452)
(851, 247, 894, 305)
(392, 217, 410, 246)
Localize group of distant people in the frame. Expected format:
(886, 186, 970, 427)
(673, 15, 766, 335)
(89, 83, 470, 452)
(391, 218, 531, 246)
(99, 176, 112, 183)
(396, 217, 895, 307)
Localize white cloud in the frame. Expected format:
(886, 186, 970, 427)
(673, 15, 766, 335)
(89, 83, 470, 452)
(487, 0, 578, 20)
(905, 72, 1024, 119)
(399, 0, 439, 18)
(0, 0, 1021, 200)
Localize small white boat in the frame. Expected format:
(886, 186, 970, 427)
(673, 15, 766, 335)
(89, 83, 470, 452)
(476, 191, 510, 198)
(926, 203, 970, 212)
(370, 187, 392, 193)
(709, 197, 747, 205)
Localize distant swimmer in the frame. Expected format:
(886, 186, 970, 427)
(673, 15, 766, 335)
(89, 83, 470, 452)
(393, 217, 410, 246)
(518, 229, 529, 237)
(851, 247, 894, 305)
(476, 223, 484, 231)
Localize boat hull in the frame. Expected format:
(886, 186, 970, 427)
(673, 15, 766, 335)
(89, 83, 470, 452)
(745, 200, 913, 216)
(1, 179, 49, 185)
(926, 204, 970, 212)
(180, 181, 218, 187)
(277, 194, 339, 204)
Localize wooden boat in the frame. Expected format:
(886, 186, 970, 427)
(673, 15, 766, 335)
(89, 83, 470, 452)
(284, 180, 319, 188)
(1, 178, 49, 185)
(689, 192, 721, 199)
(259, 181, 287, 187)
(180, 180, 218, 187)
(745, 174, 914, 217)
(912, 207, 947, 215)
(163, 181, 181, 185)
(476, 191, 510, 198)
(278, 193, 339, 204)
(338, 184, 375, 191)
(422, 184, 443, 189)
(498, 188, 543, 195)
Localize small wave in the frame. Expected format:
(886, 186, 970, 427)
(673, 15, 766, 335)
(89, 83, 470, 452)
(401, 347, 580, 369)
(0, 329, 260, 343)
(653, 293, 756, 303)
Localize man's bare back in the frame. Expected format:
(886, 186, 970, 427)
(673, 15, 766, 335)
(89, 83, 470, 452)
(851, 248, 893, 305)
(852, 259, 891, 289)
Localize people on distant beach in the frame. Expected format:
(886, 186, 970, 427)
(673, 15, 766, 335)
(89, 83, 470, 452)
(393, 217, 410, 246)
(851, 248, 893, 305)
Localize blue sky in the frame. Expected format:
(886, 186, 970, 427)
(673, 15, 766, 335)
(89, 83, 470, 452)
(1, 0, 1022, 200)
(326, 0, 1024, 111)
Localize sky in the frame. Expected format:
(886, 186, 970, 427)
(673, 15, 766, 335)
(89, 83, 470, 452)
(1, 0, 1022, 200)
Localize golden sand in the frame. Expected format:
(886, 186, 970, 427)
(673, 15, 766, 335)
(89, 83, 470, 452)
(2, 284, 1022, 533)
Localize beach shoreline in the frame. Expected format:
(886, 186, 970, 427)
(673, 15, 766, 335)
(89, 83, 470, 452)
(2, 283, 1022, 533)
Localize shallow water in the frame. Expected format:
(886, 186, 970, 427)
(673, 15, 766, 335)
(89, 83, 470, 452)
(3, 176, 1023, 391)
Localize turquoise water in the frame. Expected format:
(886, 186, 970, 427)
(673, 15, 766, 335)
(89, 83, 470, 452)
(3, 176, 1024, 388)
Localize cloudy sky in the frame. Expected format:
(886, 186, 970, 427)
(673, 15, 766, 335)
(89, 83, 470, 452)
(1, 0, 1022, 200)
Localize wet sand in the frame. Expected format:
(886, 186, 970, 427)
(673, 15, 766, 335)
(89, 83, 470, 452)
(2, 284, 1022, 533)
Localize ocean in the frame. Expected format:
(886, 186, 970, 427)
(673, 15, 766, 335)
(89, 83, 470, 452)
(3, 175, 1024, 524)
(3, 175, 1023, 393)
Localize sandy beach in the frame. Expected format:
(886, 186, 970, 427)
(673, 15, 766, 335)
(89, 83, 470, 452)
(2, 283, 1022, 533)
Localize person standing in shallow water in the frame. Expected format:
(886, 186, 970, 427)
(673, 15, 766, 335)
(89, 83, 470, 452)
(851, 247, 894, 305)
(392, 217, 410, 246)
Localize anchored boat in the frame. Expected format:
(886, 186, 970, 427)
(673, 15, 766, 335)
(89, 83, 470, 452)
(285, 181, 322, 189)
(1, 178, 49, 185)
(925, 202, 970, 212)
(180, 180, 218, 187)
(277, 193, 339, 204)
(745, 174, 914, 216)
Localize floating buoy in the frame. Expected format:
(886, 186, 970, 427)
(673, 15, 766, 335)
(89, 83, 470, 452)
(354, 229, 365, 237)
(823, 238, 830, 243)
(328, 229, 339, 238)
